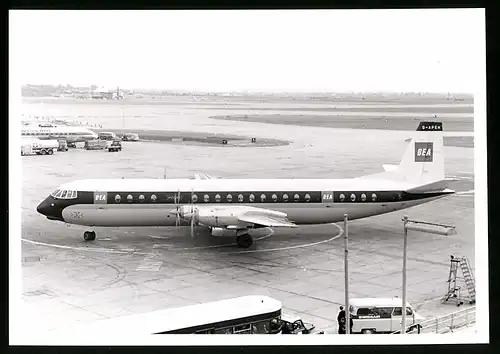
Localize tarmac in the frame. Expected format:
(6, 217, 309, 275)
(19, 96, 476, 335)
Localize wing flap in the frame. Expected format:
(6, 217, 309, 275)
(238, 214, 298, 228)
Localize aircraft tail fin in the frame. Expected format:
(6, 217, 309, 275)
(396, 121, 445, 186)
(360, 122, 445, 187)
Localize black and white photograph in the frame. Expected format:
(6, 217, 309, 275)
(9, 8, 488, 345)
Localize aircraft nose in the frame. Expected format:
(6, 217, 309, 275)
(36, 199, 50, 216)
(36, 197, 64, 221)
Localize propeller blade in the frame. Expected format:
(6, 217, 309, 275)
(190, 216, 194, 238)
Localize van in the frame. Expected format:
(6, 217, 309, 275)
(98, 132, 118, 141)
(85, 139, 109, 150)
(348, 298, 425, 334)
(121, 133, 139, 141)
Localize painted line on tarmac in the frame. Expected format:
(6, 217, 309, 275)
(21, 238, 148, 255)
(223, 223, 344, 254)
(154, 230, 275, 251)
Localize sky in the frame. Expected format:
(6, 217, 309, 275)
(10, 9, 485, 93)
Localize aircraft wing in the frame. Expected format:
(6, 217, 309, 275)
(237, 213, 298, 228)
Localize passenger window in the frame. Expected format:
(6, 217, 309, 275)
(282, 194, 289, 202)
(61, 190, 68, 198)
(226, 194, 232, 202)
(192, 194, 198, 203)
(234, 324, 251, 334)
(305, 194, 311, 202)
(115, 195, 121, 203)
(139, 195, 145, 203)
(215, 194, 221, 202)
(294, 194, 300, 201)
(272, 194, 277, 202)
(238, 194, 244, 202)
(249, 194, 255, 202)
(393, 307, 413, 316)
(252, 321, 270, 334)
(204, 194, 210, 202)
(260, 194, 266, 202)
(151, 194, 157, 202)
(393, 307, 401, 316)
(214, 327, 233, 334)
(373, 307, 394, 318)
(357, 308, 378, 317)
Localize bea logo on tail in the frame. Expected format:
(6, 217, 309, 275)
(415, 142, 434, 162)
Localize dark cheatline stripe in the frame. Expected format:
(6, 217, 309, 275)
(37, 189, 452, 222)
(86, 190, 450, 205)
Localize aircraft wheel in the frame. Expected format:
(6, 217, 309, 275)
(237, 234, 253, 248)
(83, 231, 96, 241)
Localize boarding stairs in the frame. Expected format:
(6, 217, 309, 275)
(441, 255, 476, 306)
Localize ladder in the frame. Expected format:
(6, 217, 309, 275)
(441, 255, 476, 305)
(459, 256, 476, 303)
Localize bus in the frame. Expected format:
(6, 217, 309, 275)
(62, 295, 291, 335)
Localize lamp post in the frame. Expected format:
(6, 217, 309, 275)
(400, 216, 457, 334)
(344, 213, 350, 334)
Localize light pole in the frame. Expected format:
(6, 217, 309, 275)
(344, 213, 350, 334)
(400, 216, 456, 334)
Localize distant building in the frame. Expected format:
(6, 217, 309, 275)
(90, 86, 123, 100)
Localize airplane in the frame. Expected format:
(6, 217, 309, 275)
(36, 121, 455, 248)
(20, 122, 98, 144)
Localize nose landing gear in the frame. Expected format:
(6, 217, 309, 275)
(83, 231, 96, 241)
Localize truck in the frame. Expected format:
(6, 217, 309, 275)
(84, 139, 110, 150)
(21, 139, 58, 155)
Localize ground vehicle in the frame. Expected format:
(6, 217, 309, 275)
(84, 139, 109, 150)
(52, 295, 313, 335)
(98, 131, 118, 141)
(57, 139, 68, 151)
(349, 298, 425, 334)
(121, 133, 139, 141)
(280, 313, 316, 334)
(108, 140, 122, 152)
(21, 139, 58, 155)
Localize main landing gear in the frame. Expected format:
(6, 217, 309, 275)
(236, 233, 253, 248)
(83, 231, 96, 241)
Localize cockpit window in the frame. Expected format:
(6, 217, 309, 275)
(51, 189, 78, 199)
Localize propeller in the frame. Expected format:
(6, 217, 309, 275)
(175, 190, 181, 229)
(168, 189, 199, 239)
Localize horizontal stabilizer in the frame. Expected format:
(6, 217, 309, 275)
(382, 164, 398, 172)
(405, 179, 451, 193)
(238, 214, 298, 228)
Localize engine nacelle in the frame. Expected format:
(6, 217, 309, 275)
(197, 208, 249, 228)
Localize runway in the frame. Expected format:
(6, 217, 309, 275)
(20, 95, 476, 334)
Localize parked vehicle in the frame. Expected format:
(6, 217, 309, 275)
(21, 139, 58, 155)
(121, 133, 139, 141)
(349, 298, 425, 334)
(85, 139, 109, 150)
(57, 139, 68, 151)
(108, 140, 122, 152)
(98, 131, 118, 141)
